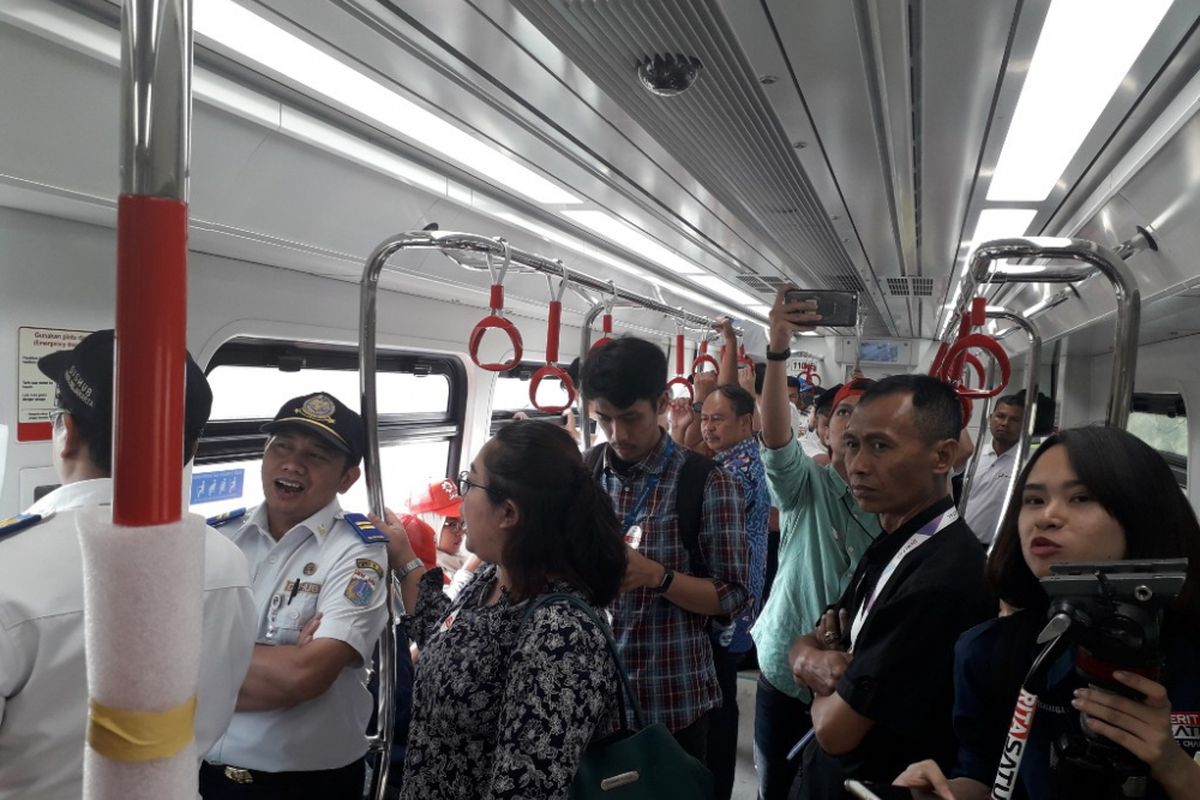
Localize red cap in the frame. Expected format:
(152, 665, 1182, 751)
(830, 378, 875, 415)
(408, 478, 463, 517)
(398, 513, 438, 569)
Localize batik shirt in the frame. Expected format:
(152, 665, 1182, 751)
(713, 436, 769, 653)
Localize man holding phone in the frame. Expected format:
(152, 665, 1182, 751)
(751, 289, 881, 799)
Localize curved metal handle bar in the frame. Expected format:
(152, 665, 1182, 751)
(961, 236, 1140, 427)
(578, 302, 609, 451)
(981, 308, 1041, 549)
(421, 229, 714, 327)
(358, 238, 401, 800)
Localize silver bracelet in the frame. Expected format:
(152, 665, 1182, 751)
(395, 557, 424, 580)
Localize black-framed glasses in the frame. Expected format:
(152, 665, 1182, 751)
(457, 470, 498, 498)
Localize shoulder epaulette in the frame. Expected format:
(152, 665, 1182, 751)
(206, 507, 247, 528)
(341, 512, 389, 544)
(0, 511, 53, 540)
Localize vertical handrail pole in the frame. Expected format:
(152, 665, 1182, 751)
(113, 0, 191, 525)
(983, 308, 1042, 545)
(359, 239, 412, 800)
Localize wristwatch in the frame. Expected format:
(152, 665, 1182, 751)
(765, 347, 791, 362)
(396, 557, 424, 580)
(654, 567, 675, 594)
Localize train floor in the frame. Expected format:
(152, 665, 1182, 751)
(731, 670, 759, 799)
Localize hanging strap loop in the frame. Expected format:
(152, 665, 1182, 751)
(939, 333, 1011, 399)
(469, 240, 523, 372)
(591, 281, 618, 351)
(530, 261, 577, 413)
(692, 335, 719, 374)
(667, 322, 695, 402)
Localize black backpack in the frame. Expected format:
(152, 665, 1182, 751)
(583, 443, 718, 576)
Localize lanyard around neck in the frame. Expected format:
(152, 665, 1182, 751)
(848, 506, 958, 651)
(607, 437, 675, 531)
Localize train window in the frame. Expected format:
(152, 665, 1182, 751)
(1128, 393, 1187, 488)
(190, 338, 466, 517)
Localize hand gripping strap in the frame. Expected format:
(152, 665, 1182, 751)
(469, 316, 523, 372)
(941, 333, 1011, 399)
(529, 364, 577, 413)
(667, 376, 695, 403)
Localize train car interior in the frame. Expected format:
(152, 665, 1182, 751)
(2, 0, 1199, 798)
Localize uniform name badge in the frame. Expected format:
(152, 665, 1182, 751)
(624, 524, 643, 549)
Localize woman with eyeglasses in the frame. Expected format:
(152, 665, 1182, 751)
(892, 426, 1200, 800)
(372, 419, 628, 800)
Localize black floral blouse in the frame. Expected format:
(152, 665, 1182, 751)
(399, 565, 618, 800)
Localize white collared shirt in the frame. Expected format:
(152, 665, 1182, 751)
(963, 443, 1019, 545)
(207, 499, 388, 772)
(0, 479, 256, 800)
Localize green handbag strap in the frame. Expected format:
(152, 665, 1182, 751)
(521, 592, 647, 731)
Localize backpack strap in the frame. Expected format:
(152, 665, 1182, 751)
(522, 592, 645, 732)
(676, 451, 718, 576)
(583, 443, 606, 480)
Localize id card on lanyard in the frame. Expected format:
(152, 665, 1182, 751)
(848, 507, 959, 652)
(605, 437, 675, 549)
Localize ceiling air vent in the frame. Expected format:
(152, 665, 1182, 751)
(885, 276, 937, 297)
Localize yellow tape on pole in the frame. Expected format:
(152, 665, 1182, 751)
(87, 695, 196, 762)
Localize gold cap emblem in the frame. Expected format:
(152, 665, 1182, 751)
(299, 394, 336, 422)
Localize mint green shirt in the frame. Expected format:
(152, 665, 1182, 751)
(751, 438, 881, 700)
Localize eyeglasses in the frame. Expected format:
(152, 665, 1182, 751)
(49, 409, 68, 428)
(457, 470, 499, 498)
(442, 518, 463, 531)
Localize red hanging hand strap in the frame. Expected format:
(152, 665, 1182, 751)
(530, 263, 577, 413)
(591, 282, 618, 352)
(469, 241, 523, 372)
(692, 336, 719, 374)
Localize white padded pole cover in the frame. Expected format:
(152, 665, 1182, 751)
(78, 508, 205, 800)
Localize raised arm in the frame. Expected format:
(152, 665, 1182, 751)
(763, 289, 820, 449)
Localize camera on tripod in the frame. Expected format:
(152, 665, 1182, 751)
(1040, 559, 1188, 799)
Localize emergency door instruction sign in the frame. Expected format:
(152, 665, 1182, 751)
(18, 327, 91, 442)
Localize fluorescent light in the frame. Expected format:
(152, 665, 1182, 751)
(690, 276, 764, 308)
(561, 210, 704, 274)
(987, 0, 1173, 201)
(967, 208, 1038, 251)
(748, 304, 772, 314)
(195, 0, 580, 206)
(798, 331, 820, 337)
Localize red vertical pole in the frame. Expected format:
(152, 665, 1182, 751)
(112, 0, 191, 527)
(113, 197, 188, 526)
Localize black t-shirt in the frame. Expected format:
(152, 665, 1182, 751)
(793, 496, 996, 799)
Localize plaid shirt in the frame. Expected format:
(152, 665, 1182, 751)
(599, 431, 749, 732)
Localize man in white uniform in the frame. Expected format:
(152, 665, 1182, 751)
(0, 330, 256, 800)
(202, 391, 389, 799)
(962, 395, 1025, 544)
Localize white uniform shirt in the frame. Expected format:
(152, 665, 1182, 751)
(0, 478, 256, 800)
(207, 500, 388, 772)
(963, 444, 1018, 545)
(799, 428, 827, 461)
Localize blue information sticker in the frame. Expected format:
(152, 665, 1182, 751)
(190, 468, 245, 504)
